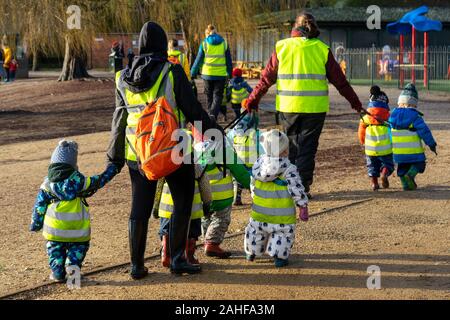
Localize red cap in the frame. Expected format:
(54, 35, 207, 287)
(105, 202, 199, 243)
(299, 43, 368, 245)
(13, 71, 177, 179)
(232, 68, 243, 78)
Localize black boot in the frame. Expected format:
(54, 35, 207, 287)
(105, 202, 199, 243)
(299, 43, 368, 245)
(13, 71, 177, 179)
(169, 211, 201, 275)
(129, 219, 149, 280)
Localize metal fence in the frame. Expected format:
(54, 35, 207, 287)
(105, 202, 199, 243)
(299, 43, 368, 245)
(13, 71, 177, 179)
(342, 46, 450, 92)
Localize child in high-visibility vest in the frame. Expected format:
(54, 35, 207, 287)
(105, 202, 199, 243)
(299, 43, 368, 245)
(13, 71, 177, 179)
(389, 83, 437, 190)
(195, 139, 251, 258)
(227, 111, 262, 205)
(246, 129, 309, 268)
(30, 140, 118, 282)
(158, 164, 212, 267)
(230, 68, 253, 119)
(358, 86, 394, 191)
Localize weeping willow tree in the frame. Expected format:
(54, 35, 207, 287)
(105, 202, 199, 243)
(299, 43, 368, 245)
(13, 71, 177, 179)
(0, 0, 283, 81)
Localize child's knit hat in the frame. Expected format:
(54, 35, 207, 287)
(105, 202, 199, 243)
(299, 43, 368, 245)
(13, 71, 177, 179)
(398, 83, 418, 106)
(369, 85, 389, 104)
(232, 68, 243, 78)
(50, 140, 78, 169)
(260, 129, 289, 158)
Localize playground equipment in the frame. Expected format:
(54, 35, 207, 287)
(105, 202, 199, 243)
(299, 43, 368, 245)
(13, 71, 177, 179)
(387, 6, 442, 88)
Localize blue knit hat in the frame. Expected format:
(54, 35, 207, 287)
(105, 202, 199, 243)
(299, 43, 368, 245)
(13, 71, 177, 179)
(398, 83, 419, 106)
(50, 140, 78, 169)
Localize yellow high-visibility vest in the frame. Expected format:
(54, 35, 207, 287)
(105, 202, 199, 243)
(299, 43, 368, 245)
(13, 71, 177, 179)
(362, 115, 392, 156)
(158, 181, 203, 220)
(392, 126, 424, 155)
(231, 87, 249, 104)
(251, 178, 296, 225)
(201, 40, 228, 77)
(115, 63, 184, 162)
(275, 37, 330, 113)
(207, 166, 234, 201)
(233, 130, 260, 167)
(168, 50, 191, 81)
(42, 176, 92, 243)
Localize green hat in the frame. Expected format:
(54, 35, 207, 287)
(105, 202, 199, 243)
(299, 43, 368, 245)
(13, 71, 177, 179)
(398, 83, 418, 106)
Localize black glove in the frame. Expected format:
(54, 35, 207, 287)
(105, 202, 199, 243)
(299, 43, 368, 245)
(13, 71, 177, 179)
(430, 144, 437, 155)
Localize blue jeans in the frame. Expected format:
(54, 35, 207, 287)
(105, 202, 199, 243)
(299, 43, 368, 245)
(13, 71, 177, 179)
(366, 154, 395, 177)
(397, 162, 426, 177)
(159, 217, 202, 240)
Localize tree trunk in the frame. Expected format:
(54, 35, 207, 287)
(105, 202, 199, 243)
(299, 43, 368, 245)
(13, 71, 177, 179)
(58, 34, 90, 81)
(32, 49, 39, 72)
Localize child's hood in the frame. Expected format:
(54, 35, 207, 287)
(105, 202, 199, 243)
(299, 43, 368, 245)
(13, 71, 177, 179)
(43, 168, 84, 201)
(205, 34, 225, 46)
(252, 155, 290, 183)
(389, 107, 421, 129)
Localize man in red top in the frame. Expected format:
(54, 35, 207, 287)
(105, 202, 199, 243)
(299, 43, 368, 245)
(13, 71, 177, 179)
(243, 12, 363, 197)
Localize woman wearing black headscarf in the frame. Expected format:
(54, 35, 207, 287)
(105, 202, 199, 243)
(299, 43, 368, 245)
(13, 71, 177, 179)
(107, 22, 221, 279)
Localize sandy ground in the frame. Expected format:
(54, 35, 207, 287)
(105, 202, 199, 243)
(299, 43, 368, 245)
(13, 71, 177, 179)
(0, 78, 449, 300)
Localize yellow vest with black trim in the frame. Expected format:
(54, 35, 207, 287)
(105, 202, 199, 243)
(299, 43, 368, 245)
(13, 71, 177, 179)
(233, 130, 260, 167)
(158, 181, 203, 220)
(275, 37, 330, 113)
(251, 178, 296, 225)
(115, 63, 184, 162)
(207, 166, 234, 201)
(42, 177, 92, 243)
(391, 126, 424, 155)
(361, 115, 392, 156)
(201, 40, 228, 77)
(231, 87, 249, 104)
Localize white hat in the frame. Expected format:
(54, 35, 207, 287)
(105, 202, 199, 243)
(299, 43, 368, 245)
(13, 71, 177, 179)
(260, 129, 289, 157)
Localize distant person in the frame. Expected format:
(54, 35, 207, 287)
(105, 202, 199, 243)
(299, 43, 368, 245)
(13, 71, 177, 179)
(389, 83, 437, 191)
(358, 86, 394, 191)
(168, 39, 191, 81)
(243, 12, 362, 197)
(191, 25, 233, 120)
(1, 40, 12, 82)
(0, 46, 6, 81)
(30, 140, 118, 282)
(246, 129, 309, 268)
(127, 48, 135, 69)
(229, 68, 253, 119)
(9, 56, 18, 81)
(110, 41, 125, 72)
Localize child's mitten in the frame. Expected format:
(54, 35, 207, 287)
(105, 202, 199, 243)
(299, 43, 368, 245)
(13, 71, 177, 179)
(299, 206, 309, 222)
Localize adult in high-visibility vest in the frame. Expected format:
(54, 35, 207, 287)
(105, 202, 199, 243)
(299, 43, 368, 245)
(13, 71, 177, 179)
(388, 83, 437, 190)
(243, 13, 362, 197)
(30, 140, 118, 282)
(168, 38, 191, 81)
(358, 86, 394, 191)
(191, 24, 233, 120)
(107, 22, 221, 279)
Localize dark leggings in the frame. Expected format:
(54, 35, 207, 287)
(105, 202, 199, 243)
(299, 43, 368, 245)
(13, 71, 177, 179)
(129, 165, 195, 265)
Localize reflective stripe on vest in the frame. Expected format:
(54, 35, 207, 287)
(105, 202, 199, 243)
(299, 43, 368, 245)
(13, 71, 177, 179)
(391, 128, 424, 155)
(233, 131, 259, 166)
(251, 179, 296, 225)
(207, 167, 234, 201)
(158, 182, 203, 220)
(115, 63, 182, 162)
(201, 40, 228, 77)
(43, 177, 92, 242)
(275, 37, 330, 113)
(364, 119, 392, 156)
(231, 87, 249, 104)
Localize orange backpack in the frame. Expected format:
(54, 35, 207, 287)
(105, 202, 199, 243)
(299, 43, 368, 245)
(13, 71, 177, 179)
(134, 66, 183, 181)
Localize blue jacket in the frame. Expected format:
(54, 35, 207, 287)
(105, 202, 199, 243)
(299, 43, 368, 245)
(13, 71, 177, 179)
(230, 77, 253, 94)
(191, 34, 233, 80)
(389, 107, 436, 163)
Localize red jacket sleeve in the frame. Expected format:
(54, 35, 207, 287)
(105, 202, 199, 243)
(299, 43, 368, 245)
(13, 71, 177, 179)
(247, 51, 279, 108)
(326, 50, 362, 111)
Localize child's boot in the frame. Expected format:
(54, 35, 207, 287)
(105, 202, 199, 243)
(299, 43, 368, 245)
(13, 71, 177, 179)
(205, 242, 232, 259)
(161, 235, 170, 268)
(274, 257, 289, 268)
(406, 166, 419, 190)
(246, 254, 255, 262)
(370, 177, 380, 191)
(49, 272, 66, 283)
(380, 168, 390, 189)
(186, 238, 200, 265)
(234, 186, 243, 206)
